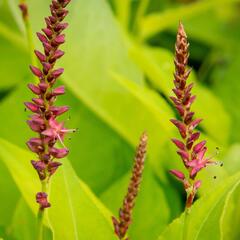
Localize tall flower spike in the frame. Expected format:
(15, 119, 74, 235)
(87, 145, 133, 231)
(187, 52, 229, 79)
(169, 22, 216, 209)
(24, 0, 72, 212)
(112, 132, 148, 240)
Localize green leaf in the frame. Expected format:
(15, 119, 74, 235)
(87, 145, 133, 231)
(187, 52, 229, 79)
(158, 171, 240, 240)
(130, 45, 230, 144)
(220, 182, 240, 240)
(139, 0, 240, 40)
(0, 138, 115, 239)
(211, 49, 240, 143)
(8, 199, 38, 240)
(113, 0, 131, 29)
(222, 144, 240, 175)
(0, 160, 19, 228)
(101, 164, 179, 240)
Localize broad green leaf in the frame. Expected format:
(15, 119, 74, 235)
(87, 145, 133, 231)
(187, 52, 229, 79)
(0, 138, 115, 240)
(222, 144, 240, 175)
(8, 199, 38, 240)
(130, 45, 230, 144)
(101, 164, 179, 240)
(0, 1, 28, 89)
(0, 160, 19, 228)
(113, 0, 131, 29)
(211, 49, 240, 143)
(7, 198, 52, 240)
(158, 171, 240, 240)
(220, 182, 240, 240)
(139, 0, 240, 40)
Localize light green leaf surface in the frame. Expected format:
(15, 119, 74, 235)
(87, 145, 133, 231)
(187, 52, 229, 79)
(0, 138, 115, 240)
(211, 49, 240, 143)
(139, 0, 240, 40)
(158, 171, 240, 240)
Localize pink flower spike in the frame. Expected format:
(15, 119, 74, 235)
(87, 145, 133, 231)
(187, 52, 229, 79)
(171, 138, 185, 150)
(169, 169, 185, 181)
(49, 147, 69, 158)
(24, 102, 40, 113)
(29, 65, 42, 78)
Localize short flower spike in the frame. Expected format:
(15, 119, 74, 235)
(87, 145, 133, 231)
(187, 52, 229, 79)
(112, 132, 148, 239)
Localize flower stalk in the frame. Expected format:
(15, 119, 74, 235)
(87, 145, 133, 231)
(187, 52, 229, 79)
(169, 22, 216, 210)
(112, 132, 148, 240)
(24, 0, 72, 238)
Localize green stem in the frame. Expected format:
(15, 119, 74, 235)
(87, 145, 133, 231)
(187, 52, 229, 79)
(37, 180, 48, 240)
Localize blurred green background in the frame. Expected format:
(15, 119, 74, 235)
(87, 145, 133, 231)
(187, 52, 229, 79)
(0, 0, 240, 239)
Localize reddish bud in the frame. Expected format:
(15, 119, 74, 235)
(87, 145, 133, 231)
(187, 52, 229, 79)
(52, 86, 65, 95)
(24, 102, 40, 113)
(34, 50, 46, 62)
(171, 138, 185, 150)
(36, 192, 51, 209)
(193, 140, 206, 154)
(49, 147, 69, 158)
(169, 169, 185, 180)
(51, 68, 64, 79)
(170, 119, 187, 138)
(37, 32, 48, 43)
(28, 84, 41, 95)
(29, 65, 42, 78)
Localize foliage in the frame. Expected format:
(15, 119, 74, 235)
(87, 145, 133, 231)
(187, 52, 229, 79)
(0, 0, 240, 239)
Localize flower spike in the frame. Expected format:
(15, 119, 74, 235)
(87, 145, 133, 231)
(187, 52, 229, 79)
(169, 22, 216, 209)
(112, 132, 148, 240)
(24, 0, 73, 212)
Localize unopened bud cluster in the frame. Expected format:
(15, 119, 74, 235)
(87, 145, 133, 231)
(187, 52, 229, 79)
(25, 0, 73, 210)
(112, 132, 148, 239)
